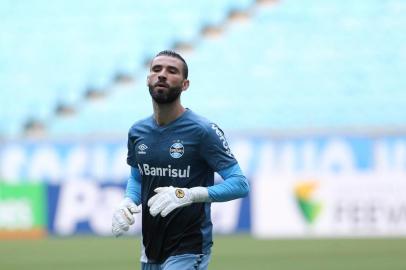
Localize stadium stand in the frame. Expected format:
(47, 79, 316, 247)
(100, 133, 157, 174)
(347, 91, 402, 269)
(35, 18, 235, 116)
(0, 0, 256, 137)
(1, 0, 405, 138)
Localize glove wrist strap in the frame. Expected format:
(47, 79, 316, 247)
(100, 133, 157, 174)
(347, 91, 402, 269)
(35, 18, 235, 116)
(190, 187, 210, 203)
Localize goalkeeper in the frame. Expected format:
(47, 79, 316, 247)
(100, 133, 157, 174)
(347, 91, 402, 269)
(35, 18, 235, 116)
(112, 50, 249, 270)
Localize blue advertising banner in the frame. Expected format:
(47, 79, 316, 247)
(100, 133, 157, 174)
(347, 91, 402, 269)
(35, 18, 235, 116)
(0, 140, 128, 183)
(46, 181, 250, 235)
(47, 181, 127, 235)
(1, 135, 406, 236)
(1, 136, 406, 184)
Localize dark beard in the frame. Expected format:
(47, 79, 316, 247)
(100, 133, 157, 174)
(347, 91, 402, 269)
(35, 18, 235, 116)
(148, 84, 182, 104)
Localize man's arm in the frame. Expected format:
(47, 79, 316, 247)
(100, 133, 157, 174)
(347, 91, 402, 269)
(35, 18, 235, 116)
(208, 163, 249, 202)
(148, 163, 249, 217)
(125, 166, 142, 205)
(148, 122, 249, 217)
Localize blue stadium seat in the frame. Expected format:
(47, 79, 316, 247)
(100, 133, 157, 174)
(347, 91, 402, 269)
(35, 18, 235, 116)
(1, 0, 405, 137)
(1, 0, 255, 137)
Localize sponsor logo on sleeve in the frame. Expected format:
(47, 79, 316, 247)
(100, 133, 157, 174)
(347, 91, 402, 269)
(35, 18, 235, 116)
(211, 124, 233, 157)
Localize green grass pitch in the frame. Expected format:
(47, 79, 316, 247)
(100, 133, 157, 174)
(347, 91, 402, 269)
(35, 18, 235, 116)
(1, 235, 406, 270)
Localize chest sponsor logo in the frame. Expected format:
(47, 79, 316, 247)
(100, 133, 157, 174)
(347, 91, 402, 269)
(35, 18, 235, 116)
(137, 144, 148, 155)
(211, 124, 233, 157)
(138, 163, 190, 178)
(170, 142, 184, 159)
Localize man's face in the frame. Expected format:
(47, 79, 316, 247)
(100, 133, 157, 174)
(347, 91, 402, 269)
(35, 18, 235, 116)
(147, 55, 189, 104)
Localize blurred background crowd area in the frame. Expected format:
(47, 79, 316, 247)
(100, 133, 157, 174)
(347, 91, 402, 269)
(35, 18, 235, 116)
(1, 0, 406, 241)
(1, 0, 405, 138)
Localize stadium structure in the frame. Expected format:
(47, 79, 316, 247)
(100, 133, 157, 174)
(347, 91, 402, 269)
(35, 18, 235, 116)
(1, 0, 405, 248)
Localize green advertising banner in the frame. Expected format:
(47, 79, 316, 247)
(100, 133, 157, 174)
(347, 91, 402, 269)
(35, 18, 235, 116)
(0, 182, 47, 238)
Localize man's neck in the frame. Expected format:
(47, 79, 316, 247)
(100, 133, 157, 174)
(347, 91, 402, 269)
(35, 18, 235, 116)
(153, 100, 186, 126)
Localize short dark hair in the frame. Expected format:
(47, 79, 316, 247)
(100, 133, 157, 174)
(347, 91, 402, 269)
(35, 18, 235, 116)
(155, 50, 188, 79)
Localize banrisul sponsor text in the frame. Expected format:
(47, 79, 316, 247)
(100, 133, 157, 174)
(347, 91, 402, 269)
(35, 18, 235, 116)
(138, 164, 191, 178)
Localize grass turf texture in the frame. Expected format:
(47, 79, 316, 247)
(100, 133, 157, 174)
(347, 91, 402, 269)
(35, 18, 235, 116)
(1, 235, 405, 270)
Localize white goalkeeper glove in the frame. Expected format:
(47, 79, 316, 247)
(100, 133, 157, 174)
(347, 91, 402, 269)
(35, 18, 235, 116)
(112, 197, 141, 237)
(147, 186, 209, 217)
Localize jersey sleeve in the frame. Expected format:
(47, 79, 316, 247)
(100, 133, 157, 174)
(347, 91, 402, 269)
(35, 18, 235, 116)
(208, 163, 249, 202)
(127, 128, 137, 167)
(199, 123, 237, 172)
(125, 166, 142, 205)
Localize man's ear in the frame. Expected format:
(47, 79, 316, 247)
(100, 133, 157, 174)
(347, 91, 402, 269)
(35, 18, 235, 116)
(182, 79, 190, 91)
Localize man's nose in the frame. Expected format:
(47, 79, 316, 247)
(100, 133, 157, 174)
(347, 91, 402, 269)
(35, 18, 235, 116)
(158, 74, 167, 81)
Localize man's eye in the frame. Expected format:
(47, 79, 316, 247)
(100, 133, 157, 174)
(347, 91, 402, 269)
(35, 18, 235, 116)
(152, 66, 161, 72)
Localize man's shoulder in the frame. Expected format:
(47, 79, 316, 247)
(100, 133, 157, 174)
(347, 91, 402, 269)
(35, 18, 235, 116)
(186, 110, 224, 136)
(185, 110, 213, 132)
(128, 115, 154, 135)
